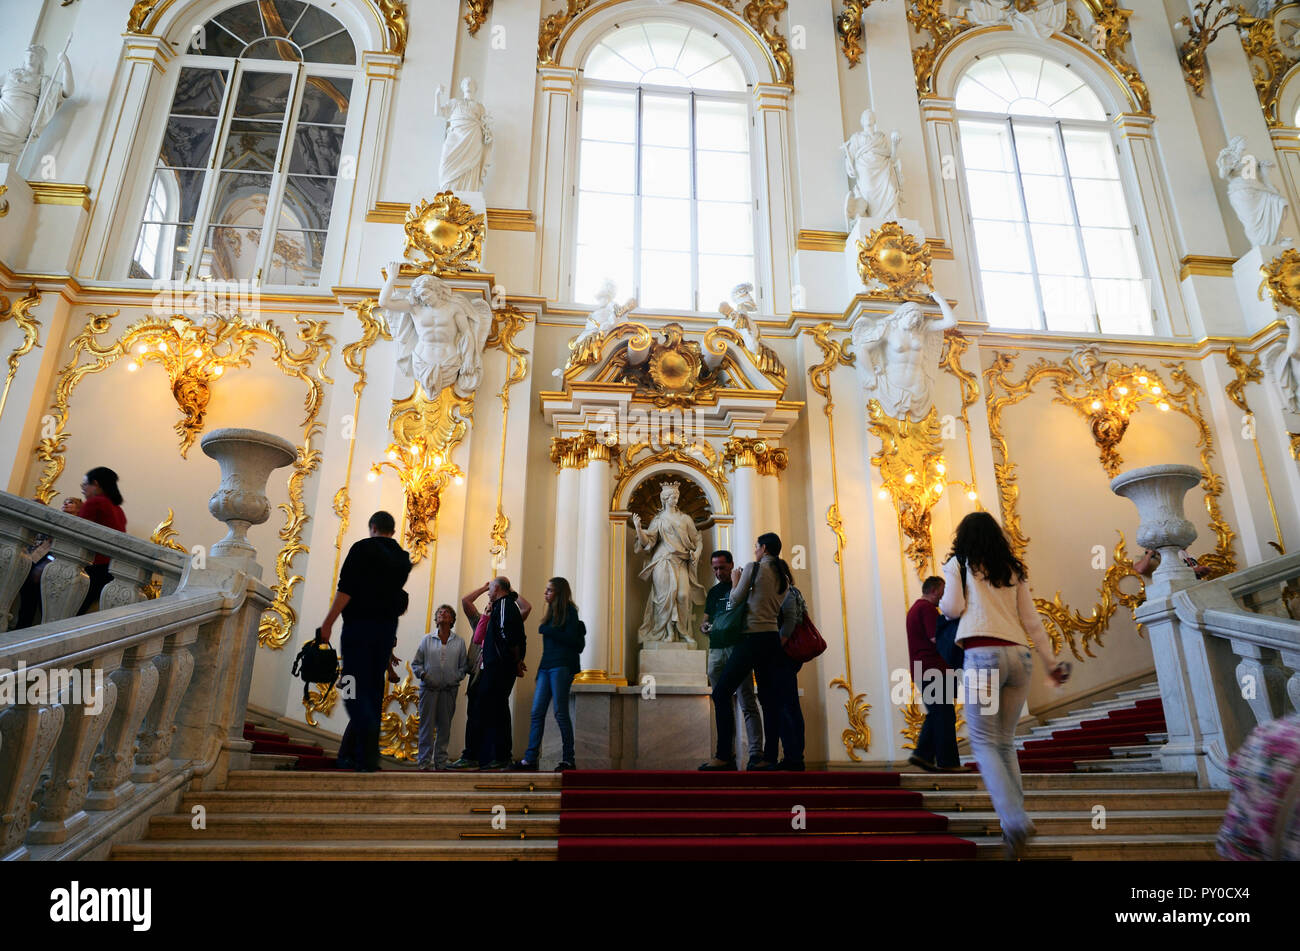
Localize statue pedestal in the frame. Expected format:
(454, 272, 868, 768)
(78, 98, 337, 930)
(846, 216, 925, 292)
(0, 164, 34, 266)
(553, 683, 713, 769)
(639, 643, 709, 687)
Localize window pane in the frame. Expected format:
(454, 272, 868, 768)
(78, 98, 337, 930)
(965, 170, 1021, 220)
(689, 59, 746, 92)
(279, 174, 335, 230)
(161, 116, 220, 169)
(574, 245, 633, 305)
(172, 67, 228, 116)
(576, 192, 634, 247)
(958, 120, 1013, 171)
(264, 230, 326, 285)
(197, 22, 248, 58)
(581, 88, 635, 143)
(1050, 86, 1107, 121)
(293, 7, 356, 63)
(642, 94, 689, 147)
(299, 77, 351, 125)
(1030, 223, 1083, 275)
(1039, 274, 1093, 332)
(695, 99, 748, 151)
(1012, 124, 1063, 175)
(213, 3, 262, 44)
(209, 171, 272, 227)
(978, 271, 1038, 328)
(1095, 279, 1152, 335)
(131, 222, 191, 281)
(233, 71, 292, 119)
(696, 150, 750, 202)
(1021, 175, 1073, 225)
(963, 58, 1019, 104)
(643, 21, 690, 69)
(640, 250, 692, 309)
(1062, 129, 1119, 178)
(201, 225, 263, 281)
(146, 167, 205, 223)
(300, 31, 355, 66)
(289, 125, 344, 176)
(223, 119, 282, 170)
(698, 201, 753, 255)
(972, 219, 1031, 272)
(641, 146, 690, 198)
(604, 26, 657, 73)
(583, 46, 644, 84)
(641, 197, 690, 251)
(1082, 227, 1141, 278)
(578, 140, 634, 193)
(1071, 179, 1129, 227)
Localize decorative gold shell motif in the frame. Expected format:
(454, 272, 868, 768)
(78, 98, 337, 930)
(403, 192, 485, 273)
(856, 221, 934, 300)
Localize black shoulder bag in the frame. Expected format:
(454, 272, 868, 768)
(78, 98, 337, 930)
(292, 628, 340, 702)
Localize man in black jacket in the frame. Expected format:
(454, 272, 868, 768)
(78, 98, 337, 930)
(476, 576, 526, 770)
(319, 511, 412, 771)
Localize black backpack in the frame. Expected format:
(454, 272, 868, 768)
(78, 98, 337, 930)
(292, 628, 340, 702)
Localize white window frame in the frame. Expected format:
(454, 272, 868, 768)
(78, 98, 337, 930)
(566, 65, 761, 313)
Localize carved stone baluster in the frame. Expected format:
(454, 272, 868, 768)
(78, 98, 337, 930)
(0, 701, 65, 860)
(100, 557, 150, 611)
(0, 533, 33, 632)
(39, 537, 92, 623)
(1231, 640, 1287, 728)
(85, 638, 162, 811)
(1283, 649, 1300, 715)
(133, 627, 199, 783)
(27, 652, 122, 844)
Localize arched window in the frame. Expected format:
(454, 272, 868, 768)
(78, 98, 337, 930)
(573, 20, 754, 311)
(129, 1, 356, 286)
(956, 52, 1150, 335)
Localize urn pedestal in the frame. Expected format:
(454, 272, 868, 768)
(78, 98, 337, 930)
(1110, 463, 1202, 600)
(200, 428, 297, 574)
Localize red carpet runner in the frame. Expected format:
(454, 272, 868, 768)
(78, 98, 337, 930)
(242, 724, 341, 771)
(1014, 697, 1165, 773)
(557, 770, 976, 860)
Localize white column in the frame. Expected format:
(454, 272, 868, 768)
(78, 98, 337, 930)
(536, 67, 578, 302)
(757, 449, 786, 542)
(551, 435, 586, 587)
(753, 83, 795, 313)
(576, 441, 614, 682)
(727, 441, 759, 558)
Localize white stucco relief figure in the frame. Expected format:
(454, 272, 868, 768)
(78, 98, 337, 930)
(1269, 310, 1300, 413)
(843, 110, 903, 227)
(961, 0, 1067, 39)
(382, 263, 492, 399)
(851, 290, 958, 422)
(1217, 135, 1291, 247)
(632, 481, 706, 646)
(717, 282, 762, 352)
(0, 43, 74, 165)
(434, 77, 493, 192)
(575, 278, 637, 347)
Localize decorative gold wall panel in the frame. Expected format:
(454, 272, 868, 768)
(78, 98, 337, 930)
(0, 286, 41, 424)
(485, 305, 533, 566)
(1225, 344, 1286, 554)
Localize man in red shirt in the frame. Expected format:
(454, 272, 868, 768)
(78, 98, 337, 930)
(905, 575, 960, 772)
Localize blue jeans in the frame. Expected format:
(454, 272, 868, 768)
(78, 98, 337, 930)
(524, 665, 575, 765)
(963, 645, 1035, 839)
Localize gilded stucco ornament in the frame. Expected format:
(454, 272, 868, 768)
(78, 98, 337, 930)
(402, 193, 485, 273)
(465, 0, 493, 36)
(379, 663, 421, 761)
(1235, 3, 1300, 127)
(149, 508, 187, 553)
(1224, 343, 1288, 554)
(485, 304, 533, 569)
(1261, 246, 1300, 311)
(837, 1, 868, 66)
(0, 285, 41, 423)
(1177, 0, 1242, 97)
(868, 401, 952, 580)
(856, 220, 934, 300)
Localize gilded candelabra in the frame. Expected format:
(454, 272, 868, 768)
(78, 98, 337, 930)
(1177, 0, 1243, 97)
(1063, 364, 1172, 478)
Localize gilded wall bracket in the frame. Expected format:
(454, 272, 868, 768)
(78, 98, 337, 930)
(1177, 0, 1243, 97)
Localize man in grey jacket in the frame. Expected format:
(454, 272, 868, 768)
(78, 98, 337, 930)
(412, 604, 470, 770)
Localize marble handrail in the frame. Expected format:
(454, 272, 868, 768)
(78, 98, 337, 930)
(0, 491, 189, 631)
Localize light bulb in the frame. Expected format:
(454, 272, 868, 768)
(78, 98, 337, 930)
(904, 472, 916, 484)
(1117, 386, 1128, 396)
(366, 470, 377, 483)
(386, 449, 398, 461)
(877, 488, 888, 500)
(135, 343, 148, 355)
(934, 483, 944, 496)
(1151, 385, 1162, 395)
(453, 475, 464, 486)
(1158, 401, 1170, 412)
(212, 365, 223, 377)
(126, 362, 139, 372)
(1091, 400, 1103, 411)
(158, 342, 168, 353)
(967, 490, 977, 501)
(935, 462, 946, 475)
(193, 348, 202, 358)
(411, 445, 422, 458)
(1138, 376, 1148, 385)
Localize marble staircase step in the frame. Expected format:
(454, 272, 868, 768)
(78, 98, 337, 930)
(968, 833, 1218, 861)
(248, 753, 298, 770)
(223, 769, 564, 792)
(179, 790, 562, 815)
(145, 813, 561, 841)
(943, 810, 1225, 837)
(111, 839, 558, 861)
(921, 787, 1229, 812)
(896, 770, 1198, 791)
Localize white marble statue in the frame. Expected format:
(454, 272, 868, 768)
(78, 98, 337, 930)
(1217, 135, 1290, 247)
(962, 0, 1067, 39)
(575, 278, 637, 347)
(632, 481, 706, 646)
(843, 110, 903, 227)
(717, 282, 762, 352)
(434, 77, 493, 193)
(1270, 310, 1300, 413)
(381, 263, 493, 399)
(0, 43, 74, 165)
(851, 289, 958, 422)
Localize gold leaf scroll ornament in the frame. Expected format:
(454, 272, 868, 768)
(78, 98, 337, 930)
(403, 192, 484, 273)
(857, 221, 934, 300)
(0, 285, 42, 423)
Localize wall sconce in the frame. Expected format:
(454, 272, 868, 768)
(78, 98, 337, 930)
(1177, 0, 1241, 97)
(1072, 367, 1170, 476)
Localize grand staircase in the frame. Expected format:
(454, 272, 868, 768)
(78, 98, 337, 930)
(112, 683, 1225, 861)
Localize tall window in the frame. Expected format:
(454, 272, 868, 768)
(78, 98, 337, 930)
(130, 1, 355, 287)
(956, 53, 1150, 335)
(574, 21, 754, 311)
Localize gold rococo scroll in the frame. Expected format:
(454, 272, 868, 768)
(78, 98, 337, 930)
(0, 285, 42, 423)
(34, 309, 333, 651)
(984, 348, 1237, 660)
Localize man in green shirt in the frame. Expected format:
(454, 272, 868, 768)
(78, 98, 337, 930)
(702, 550, 764, 768)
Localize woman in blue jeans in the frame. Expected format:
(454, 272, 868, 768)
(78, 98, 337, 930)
(938, 512, 1070, 858)
(513, 577, 585, 772)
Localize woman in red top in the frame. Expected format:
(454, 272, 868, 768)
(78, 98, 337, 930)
(16, 466, 127, 625)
